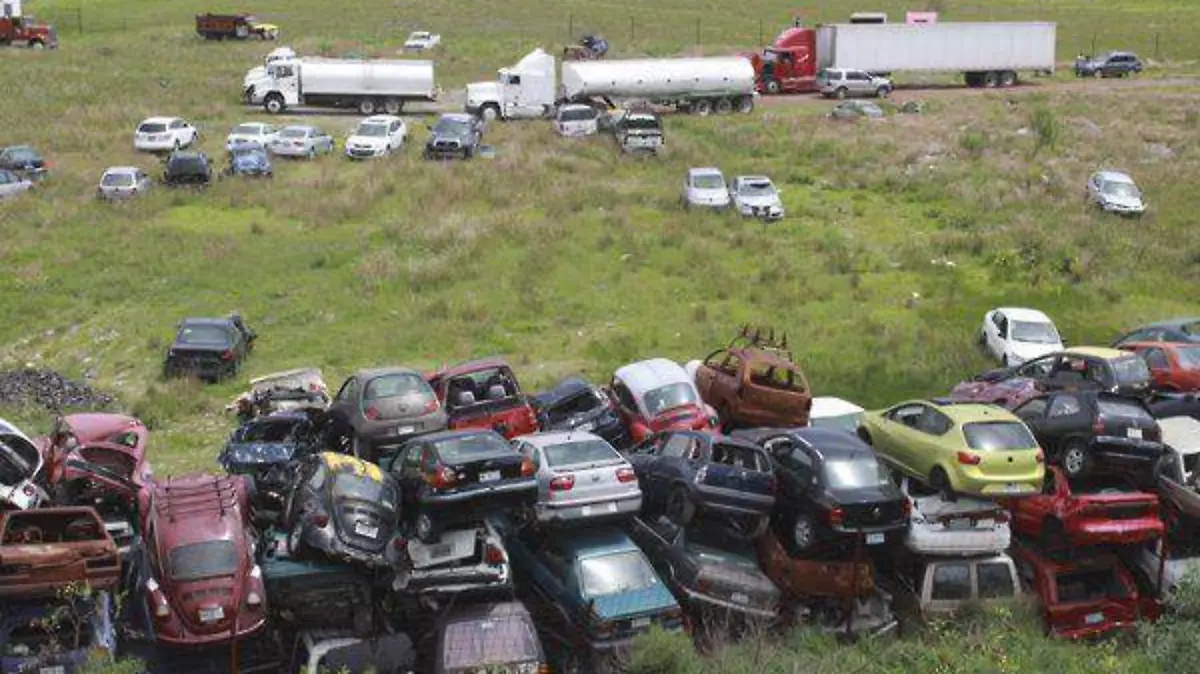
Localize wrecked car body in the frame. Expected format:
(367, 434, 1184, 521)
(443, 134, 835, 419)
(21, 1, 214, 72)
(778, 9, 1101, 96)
(0, 418, 48, 510)
(227, 367, 330, 423)
(687, 326, 812, 430)
(391, 519, 511, 604)
(426, 359, 539, 439)
(289, 629, 416, 674)
(0, 591, 116, 674)
(901, 477, 1010, 557)
(261, 529, 378, 634)
(219, 410, 324, 519)
(0, 507, 121, 599)
(888, 552, 1022, 622)
(432, 601, 546, 674)
(531, 376, 628, 448)
(755, 528, 874, 600)
(610, 358, 719, 445)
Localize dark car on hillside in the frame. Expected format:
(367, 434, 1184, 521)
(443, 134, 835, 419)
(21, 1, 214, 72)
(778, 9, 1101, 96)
(162, 150, 213, 187)
(626, 430, 776, 536)
(163, 315, 255, 382)
(219, 411, 323, 519)
(736, 427, 909, 555)
(1113, 318, 1200, 348)
(1012, 391, 1165, 481)
(325, 367, 448, 462)
(430, 600, 548, 674)
(0, 145, 48, 180)
(1074, 51, 1143, 78)
(426, 358, 540, 440)
(387, 429, 535, 542)
(532, 376, 628, 448)
(422, 113, 483, 160)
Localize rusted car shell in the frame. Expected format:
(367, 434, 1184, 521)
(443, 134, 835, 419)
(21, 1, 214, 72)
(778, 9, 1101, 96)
(755, 528, 873, 599)
(0, 507, 120, 599)
(692, 348, 812, 429)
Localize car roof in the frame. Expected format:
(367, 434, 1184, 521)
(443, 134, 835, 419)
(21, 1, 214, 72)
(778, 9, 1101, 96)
(180, 317, 234, 327)
(556, 525, 640, 558)
(1145, 317, 1200, 329)
(534, 376, 594, 404)
(416, 428, 505, 445)
(360, 115, 402, 124)
(994, 307, 1053, 323)
(282, 125, 317, 132)
(433, 357, 512, 380)
(151, 474, 245, 548)
(140, 116, 180, 124)
(102, 166, 141, 174)
(810, 396, 865, 417)
(784, 427, 873, 456)
(736, 175, 773, 184)
(1094, 170, 1134, 183)
(558, 103, 593, 112)
(520, 430, 607, 449)
(63, 413, 143, 440)
(903, 399, 1020, 423)
(614, 358, 691, 396)
(439, 113, 475, 123)
(233, 121, 271, 128)
(355, 366, 423, 380)
(688, 167, 722, 176)
(1064, 346, 1131, 360)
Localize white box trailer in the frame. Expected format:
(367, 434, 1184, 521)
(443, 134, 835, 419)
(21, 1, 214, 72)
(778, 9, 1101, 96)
(246, 58, 438, 115)
(816, 22, 1056, 86)
(465, 48, 757, 121)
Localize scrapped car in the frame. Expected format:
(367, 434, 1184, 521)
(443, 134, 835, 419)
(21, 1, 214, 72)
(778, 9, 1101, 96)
(224, 141, 273, 177)
(0, 592, 116, 674)
(889, 553, 1022, 621)
(195, 13, 279, 40)
(225, 121, 279, 152)
(0, 145, 48, 179)
(1013, 544, 1155, 640)
(682, 167, 730, 209)
(494, 517, 683, 656)
(0, 507, 120, 599)
(1012, 390, 1165, 480)
(554, 104, 601, 137)
(859, 399, 1044, 499)
(162, 314, 256, 382)
(388, 429, 535, 542)
(1129, 538, 1200, 602)
(219, 411, 323, 518)
(345, 114, 407, 159)
(978, 307, 1065, 366)
(512, 431, 641, 525)
(0, 418, 47, 510)
(227, 367, 331, 423)
(426, 358, 538, 439)
(809, 396, 866, 434)
(1010, 466, 1162, 555)
(0, 168, 33, 200)
(688, 326, 812, 430)
(626, 516, 779, 620)
(801, 587, 898, 636)
(1074, 51, 1142, 77)
(531, 376, 628, 448)
(97, 165, 152, 200)
(161, 151, 213, 187)
(403, 30, 441, 51)
(738, 427, 908, 554)
(270, 124, 335, 159)
(1113, 317, 1200, 347)
(754, 528, 874, 601)
(610, 358, 719, 444)
(1120, 341, 1200, 392)
(261, 529, 376, 634)
(729, 175, 784, 220)
(423, 113, 483, 160)
(1087, 170, 1145, 216)
(391, 519, 510, 599)
(949, 347, 1152, 409)
(564, 34, 609, 60)
(326, 367, 447, 462)
(828, 100, 884, 120)
(282, 452, 403, 568)
(289, 629, 416, 674)
(139, 474, 266, 645)
(611, 110, 663, 155)
(900, 477, 1010, 557)
(817, 67, 893, 98)
(134, 116, 198, 152)
(432, 601, 547, 674)
(627, 430, 775, 535)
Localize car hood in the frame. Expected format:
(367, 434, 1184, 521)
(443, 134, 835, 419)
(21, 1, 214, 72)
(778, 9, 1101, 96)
(172, 575, 245, 635)
(428, 132, 469, 144)
(1006, 342, 1061, 363)
(232, 155, 269, 171)
(737, 194, 782, 208)
(466, 81, 500, 109)
(1101, 193, 1145, 209)
(689, 188, 729, 203)
(347, 135, 388, 148)
(648, 403, 710, 431)
(221, 441, 296, 467)
(589, 584, 677, 621)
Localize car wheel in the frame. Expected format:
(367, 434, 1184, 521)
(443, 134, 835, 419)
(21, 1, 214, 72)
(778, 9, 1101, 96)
(1061, 440, 1091, 478)
(737, 95, 755, 114)
(1040, 517, 1068, 561)
(1093, 70, 1102, 79)
(714, 97, 734, 115)
(287, 520, 309, 556)
(765, 79, 781, 95)
(358, 98, 378, 116)
(264, 94, 285, 114)
(666, 485, 697, 525)
(834, 87, 848, 100)
(930, 467, 956, 502)
(692, 99, 713, 116)
(791, 513, 816, 550)
(416, 513, 439, 543)
(876, 86, 890, 98)
(307, 147, 316, 160)
(351, 434, 368, 460)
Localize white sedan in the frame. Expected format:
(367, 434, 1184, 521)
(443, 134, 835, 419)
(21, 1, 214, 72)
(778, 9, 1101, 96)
(344, 115, 407, 159)
(403, 31, 441, 51)
(134, 116, 198, 153)
(226, 122, 279, 152)
(511, 431, 642, 525)
(729, 175, 784, 221)
(978, 307, 1064, 366)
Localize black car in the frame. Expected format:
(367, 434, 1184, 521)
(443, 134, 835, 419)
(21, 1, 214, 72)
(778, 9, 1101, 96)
(626, 430, 776, 536)
(1112, 318, 1200, 347)
(428, 600, 547, 674)
(163, 314, 256, 382)
(422, 113, 483, 160)
(162, 150, 213, 187)
(282, 452, 404, 568)
(0, 145, 48, 180)
(1074, 51, 1143, 78)
(1012, 390, 1165, 480)
(531, 376, 628, 448)
(736, 427, 909, 555)
(387, 429, 536, 542)
(219, 411, 324, 519)
(625, 516, 779, 621)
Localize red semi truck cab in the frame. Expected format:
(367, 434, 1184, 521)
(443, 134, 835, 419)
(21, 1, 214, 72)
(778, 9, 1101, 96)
(741, 27, 818, 95)
(0, 15, 57, 48)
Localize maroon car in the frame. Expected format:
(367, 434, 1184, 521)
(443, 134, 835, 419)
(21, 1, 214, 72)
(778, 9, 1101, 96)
(426, 358, 539, 439)
(950, 348, 1151, 410)
(139, 474, 267, 646)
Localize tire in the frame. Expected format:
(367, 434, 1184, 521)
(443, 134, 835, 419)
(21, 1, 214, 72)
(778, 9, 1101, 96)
(358, 98, 377, 116)
(29, 40, 44, 50)
(692, 99, 713, 116)
(876, 86, 890, 98)
(307, 147, 316, 160)
(714, 98, 734, 115)
(264, 94, 285, 114)
(834, 87, 848, 100)
(481, 105, 500, 122)
(173, 140, 181, 151)
(1061, 439, 1091, 479)
(286, 520, 309, 556)
(737, 95, 755, 114)
(983, 71, 1000, 88)
(999, 70, 1017, 87)
(930, 467, 956, 502)
(964, 72, 982, 88)
(1093, 70, 1102, 79)
(791, 513, 817, 551)
(382, 98, 402, 115)
(667, 485, 696, 525)
(416, 513, 439, 543)
(765, 79, 781, 95)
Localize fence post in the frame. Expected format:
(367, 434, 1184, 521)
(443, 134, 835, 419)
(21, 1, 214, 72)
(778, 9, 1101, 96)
(695, 17, 700, 45)
(567, 13, 572, 41)
(76, 6, 82, 34)
(758, 18, 763, 46)
(629, 16, 634, 42)
(1090, 33, 1096, 56)
(1155, 32, 1161, 61)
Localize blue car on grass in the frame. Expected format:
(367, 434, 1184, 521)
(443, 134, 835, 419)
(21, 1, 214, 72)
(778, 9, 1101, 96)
(224, 140, 273, 177)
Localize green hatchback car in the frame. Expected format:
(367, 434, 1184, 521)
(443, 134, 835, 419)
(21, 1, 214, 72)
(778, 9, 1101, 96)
(858, 399, 1044, 499)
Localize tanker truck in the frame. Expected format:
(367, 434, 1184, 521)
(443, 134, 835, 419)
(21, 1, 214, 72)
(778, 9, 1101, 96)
(244, 57, 438, 115)
(464, 48, 757, 121)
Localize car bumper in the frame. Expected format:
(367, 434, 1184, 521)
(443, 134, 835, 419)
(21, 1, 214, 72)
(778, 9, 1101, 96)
(693, 485, 774, 517)
(165, 358, 230, 378)
(153, 616, 268, 646)
(678, 586, 778, 620)
(738, 207, 784, 220)
(1101, 203, 1145, 216)
(395, 562, 510, 594)
(1053, 619, 1135, 641)
(346, 147, 386, 159)
(536, 493, 642, 523)
(135, 140, 179, 152)
(424, 147, 469, 159)
(905, 525, 1011, 556)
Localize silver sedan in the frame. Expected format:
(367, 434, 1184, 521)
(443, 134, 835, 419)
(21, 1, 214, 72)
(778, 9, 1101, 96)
(270, 125, 335, 159)
(511, 431, 642, 525)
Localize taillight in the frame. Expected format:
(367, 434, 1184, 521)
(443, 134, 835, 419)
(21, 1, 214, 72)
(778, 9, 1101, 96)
(616, 467, 637, 483)
(828, 507, 845, 526)
(957, 451, 982, 466)
(310, 514, 329, 527)
(428, 465, 457, 489)
(694, 465, 708, 484)
(423, 399, 440, 413)
(1092, 419, 1106, 434)
(392, 537, 408, 550)
(220, 349, 235, 361)
(364, 406, 380, 421)
(520, 457, 535, 477)
(1035, 449, 1045, 464)
(550, 475, 575, 491)
(485, 543, 506, 564)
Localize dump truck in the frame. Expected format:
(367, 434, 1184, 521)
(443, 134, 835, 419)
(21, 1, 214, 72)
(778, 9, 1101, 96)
(195, 13, 279, 40)
(244, 57, 438, 115)
(744, 21, 1056, 94)
(0, 0, 56, 48)
(465, 48, 757, 121)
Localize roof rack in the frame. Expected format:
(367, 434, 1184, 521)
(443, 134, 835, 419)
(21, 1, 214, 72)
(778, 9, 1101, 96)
(727, 324, 792, 359)
(153, 475, 240, 523)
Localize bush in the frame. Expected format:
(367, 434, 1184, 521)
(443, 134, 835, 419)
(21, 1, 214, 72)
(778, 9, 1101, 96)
(1029, 106, 1059, 155)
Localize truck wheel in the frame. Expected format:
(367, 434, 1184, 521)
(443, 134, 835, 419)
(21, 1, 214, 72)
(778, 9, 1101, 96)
(876, 86, 891, 98)
(480, 104, 500, 122)
(765, 79, 781, 95)
(29, 40, 44, 50)
(263, 94, 285, 114)
(999, 70, 1017, 87)
(737, 96, 755, 113)
(834, 87, 848, 100)
(358, 98, 378, 115)
(382, 98, 402, 115)
(692, 99, 713, 116)
(714, 98, 734, 114)
(983, 71, 1000, 88)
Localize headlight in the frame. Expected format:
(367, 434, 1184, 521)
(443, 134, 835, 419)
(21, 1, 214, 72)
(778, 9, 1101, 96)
(246, 591, 263, 606)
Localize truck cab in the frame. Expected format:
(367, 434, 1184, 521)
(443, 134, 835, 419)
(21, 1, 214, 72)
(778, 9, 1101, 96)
(0, 0, 57, 49)
(742, 27, 817, 94)
(465, 48, 557, 121)
(248, 59, 301, 113)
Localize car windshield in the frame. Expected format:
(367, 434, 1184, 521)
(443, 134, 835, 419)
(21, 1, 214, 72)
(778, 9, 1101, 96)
(691, 173, 724, 189)
(1102, 181, 1140, 199)
(1010, 321, 1060, 344)
(364, 373, 429, 401)
(101, 172, 134, 187)
(232, 124, 263, 135)
(3, 147, 38, 162)
(233, 147, 265, 159)
(1176, 346, 1200, 369)
(642, 383, 699, 417)
(558, 107, 596, 122)
(442, 614, 540, 669)
(1055, 568, 1130, 602)
(177, 324, 230, 345)
(623, 116, 660, 131)
(544, 438, 620, 468)
(435, 118, 473, 135)
(1097, 399, 1154, 423)
(169, 541, 238, 581)
(332, 472, 397, 510)
(579, 550, 659, 598)
(434, 434, 512, 464)
(280, 127, 309, 138)
(962, 422, 1036, 451)
(236, 419, 297, 443)
(739, 181, 775, 197)
(138, 123, 167, 133)
(810, 412, 862, 435)
(823, 458, 892, 489)
(1112, 356, 1151, 386)
(356, 123, 390, 137)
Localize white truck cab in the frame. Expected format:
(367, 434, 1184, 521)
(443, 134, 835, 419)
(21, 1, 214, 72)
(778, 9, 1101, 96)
(243, 46, 297, 96)
(466, 48, 558, 121)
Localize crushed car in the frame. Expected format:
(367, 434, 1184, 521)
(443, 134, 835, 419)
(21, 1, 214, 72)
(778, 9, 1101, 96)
(899, 477, 1010, 557)
(227, 367, 331, 423)
(219, 410, 324, 520)
(1119, 341, 1200, 393)
(391, 518, 511, 602)
(426, 359, 538, 439)
(512, 431, 641, 525)
(610, 358, 719, 444)
(950, 347, 1152, 409)
(0, 417, 48, 510)
(686, 326, 812, 430)
(531, 376, 628, 448)
(0, 591, 116, 673)
(162, 314, 256, 382)
(0, 507, 120, 599)
(260, 528, 377, 635)
(430, 600, 547, 674)
(324, 367, 446, 462)
(288, 629, 416, 674)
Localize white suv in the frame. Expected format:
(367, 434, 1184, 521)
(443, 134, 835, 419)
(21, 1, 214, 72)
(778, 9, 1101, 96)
(134, 117, 199, 153)
(817, 68, 893, 99)
(345, 115, 407, 159)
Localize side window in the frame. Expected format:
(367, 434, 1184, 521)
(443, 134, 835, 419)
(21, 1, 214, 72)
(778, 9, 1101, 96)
(886, 404, 925, 427)
(1048, 395, 1081, 418)
(721, 353, 742, 377)
(991, 313, 1005, 331)
(336, 378, 359, 402)
(399, 444, 423, 472)
(1019, 356, 1056, 378)
(1144, 348, 1169, 370)
(614, 382, 638, 412)
(789, 447, 815, 470)
(930, 563, 972, 601)
(660, 434, 694, 459)
(916, 408, 952, 435)
(1015, 398, 1048, 419)
(978, 563, 1016, 599)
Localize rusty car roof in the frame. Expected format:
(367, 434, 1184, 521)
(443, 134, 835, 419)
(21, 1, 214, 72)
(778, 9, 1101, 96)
(429, 357, 514, 381)
(151, 474, 248, 550)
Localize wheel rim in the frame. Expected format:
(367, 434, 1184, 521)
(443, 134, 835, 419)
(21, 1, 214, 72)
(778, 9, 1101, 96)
(482, 107, 498, 122)
(715, 99, 733, 114)
(766, 81, 780, 94)
(836, 88, 847, 100)
(1064, 447, 1085, 474)
(417, 514, 432, 539)
(384, 100, 400, 115)
(793, 519, 813, 548)
(695, 102, 711, 116)
(360, 100, 376, 115)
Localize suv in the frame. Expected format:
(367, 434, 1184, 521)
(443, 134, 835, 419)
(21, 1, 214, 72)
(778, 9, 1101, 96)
(162, 151, 213, 187)
(423, 113, 483, 160)
(817, 68, 893, 99)
(611, 110, 663, 155)
(1074, 51, 1143, 78)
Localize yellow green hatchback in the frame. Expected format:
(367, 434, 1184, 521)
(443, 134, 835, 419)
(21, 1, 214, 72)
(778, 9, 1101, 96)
(858, 399, 1044, 499)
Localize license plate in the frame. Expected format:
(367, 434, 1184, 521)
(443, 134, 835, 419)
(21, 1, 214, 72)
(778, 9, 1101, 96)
(1085, 612, 1104, 625)
(480, 470, 501, 482)
(354, 522, 379, 538)
(397, 425, 415, 435)
(1127, 428, 1142, 439)
(1005, 483, 1024, 494)
(731, 592, 749, 604)
(430, 543, 453, 558)
(946, 518, 972, 531)
(199, 606, 224, 623)
(632, 617, 650, 629)
(866, 533, 885, 545)
(976, 518, 994, 528)
(40, 667, 65, 674)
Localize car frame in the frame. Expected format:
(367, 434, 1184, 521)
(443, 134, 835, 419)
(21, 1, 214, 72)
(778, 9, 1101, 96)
(260, 528, 377, 634)
(511, 431, 642, 525)
(425, 358, 539, 440)
(728, 175, 784, 221)
(345, 114, 408, 159)
(681, 167, 731, 209)
(134, 116, 199, 153)
(97, 165, 152, 200)
(270, 124, 335, 159)
(609, 358, 719, 445)
(688, 326, 812, 430)
(0, 507, 120, 600)
(530, 375, 629, 448)
(402, 30, 441, 52)
(325, 366, 448, 462)
(949, 347, 1153, 409)
(978, 307, 1065, 367)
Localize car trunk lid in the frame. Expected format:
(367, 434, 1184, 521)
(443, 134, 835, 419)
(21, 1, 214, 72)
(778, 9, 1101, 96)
(176, 576, 240, 635)
(446, 450, 525, 486)
(335, 498, 393, 552)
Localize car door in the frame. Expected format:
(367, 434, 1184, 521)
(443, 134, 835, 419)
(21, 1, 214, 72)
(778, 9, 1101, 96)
(875, 403, 929, 475)
(328, 377, 362, 438)
(396, 443, 429, 507)
(1037, 393, 1087, 450)
(987, 311, 1008, 360)
(1140, 347, 1172, 389)
(775, 440, 817, 518)
(847, 70, 872, 96)
(389, 120, 404, 149)
(611, 379, 640, 429)
(1012, 467, 1055, 535)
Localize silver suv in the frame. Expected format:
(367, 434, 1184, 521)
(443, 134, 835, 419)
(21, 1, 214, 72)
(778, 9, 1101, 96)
(818, 68, 893, 99)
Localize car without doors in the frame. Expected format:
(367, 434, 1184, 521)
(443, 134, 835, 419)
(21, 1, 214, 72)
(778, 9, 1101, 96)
(431, 601, 547, 674)
(163, 315, 255, 382)
(0, 507, 120, 599)
(682, 167, 730, 209)
(325, 367, 447, 463)
(530, 376, 628, 448)
(511, 431, 641, 525)
(949, 347, 1152, 410)
(729, 175, 784, 220)
(610, 358, 719, 445)
(688, 326, 812, 430)
(426, 358, 539, 439)
(978, 307, 1064, 367)
(1119, 341, 1200, 393)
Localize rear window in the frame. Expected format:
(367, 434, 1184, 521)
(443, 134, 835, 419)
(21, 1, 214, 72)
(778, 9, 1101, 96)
(364, 373, 431, 401)
(579, 550, 659, 598)
(544, 438, 620, 468)
(978, 563, 1016, 599)
(442, 615, 540, 669)
(1112, 356, 1151, 386)
(558, 107, 597, 122)
(169, 541, 238, 581)
(823, 458, 891, 490)
(1055, 568, 1130, 603)
(102, 172, 134, 187)
(930, 563, 971, 601)
(962, 422, 1036, 451)
(233, 124, 262, 135)
(176, 324, 231, 345)
(542, 388, 606, 426)
(433, 433, 513, 464)
(710, 444, 769, 472)
(138, 123, 167, 133)
(1097, 399, 1154, 424)
(1176, 346, 1200, 369)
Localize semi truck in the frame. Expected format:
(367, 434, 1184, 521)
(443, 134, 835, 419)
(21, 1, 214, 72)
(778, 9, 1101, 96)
(465, 48, 757, 121)
(0, 0, 56, 49)
(745, 21, 1056, 94)
(244, 57, 438, 115)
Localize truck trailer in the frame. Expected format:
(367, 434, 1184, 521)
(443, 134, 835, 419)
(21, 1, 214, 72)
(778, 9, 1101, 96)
(465, 48, 757, 120)
(245, 58, 438, 115)
(745, 21, 1056, 94)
